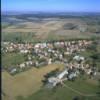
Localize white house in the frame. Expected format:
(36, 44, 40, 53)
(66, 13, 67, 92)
(19, 63, 26, 68)
(68, 72, 77, 80)
(25, 61, 33, 66)
(48, 77, 60, 86)
(86, 69, 92, 75)
(73, 55, 85, 61)
(10, 68, 17, 74)
(48, 58, 52, 64)
(34, 43, 40, 48)
(20, 49, 29, 54)
(57, 69, 68, 79)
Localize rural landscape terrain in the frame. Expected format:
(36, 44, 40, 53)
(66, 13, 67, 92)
(1, 12, 100, 100)
(2, 12, 100, 41)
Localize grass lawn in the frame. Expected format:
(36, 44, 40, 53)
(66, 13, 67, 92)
(2, 52, 26, 68)
(2, 32, 36, 43)
(64, 78, 98, 94)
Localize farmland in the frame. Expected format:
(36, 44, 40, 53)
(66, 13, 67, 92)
(2, 63, 100, 100)
(2, 52, 26, 69)
(2, 64, 64, 100)
(2, 13, 100, 42)
(1, 13, 100, 100)
(16, 77, 100, 100)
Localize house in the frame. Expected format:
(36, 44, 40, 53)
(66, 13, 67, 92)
(73, 55, 85, 61)
(86, 69, 92, 75)
(25, 61, 33, 66)
(60, 42, 65, 47)
(34, 43, 40, 49)
(41, 43, 47, 48)
(3, 42, 10, 45)
(20, 49, 29, 54)
(81, 49, 85, 51)
(64, 51, 71, 55)
(19, 63, 26, 68)
(47, 43, 53, 49)
(7, 46, 15, 52)
(48, 58, 52, 64)
(35, 61, 39, 67)
(68, 72, 77, 80)
(92, 71, 97, 76)
(57, 69, 68, 79)
(48, 77, 60, 86)
(48, 48, 52, 53)
(54, 53, 58, 57)
(44, 52, 48, 56)
(59, 54, 63, 60)
(10, 68, 17, 74)
(85, 64, 90, 68)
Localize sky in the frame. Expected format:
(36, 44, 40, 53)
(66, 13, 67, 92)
(1, 0, 100, 12)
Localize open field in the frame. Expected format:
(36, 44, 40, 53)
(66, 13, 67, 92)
(2, 19, 85, 33)
(2, 64, 64, 100)
(2, 14, 100, 42)
(16, 77, 99, 100)
(2, 63, 100, 100)
(2, 52, 26, 68)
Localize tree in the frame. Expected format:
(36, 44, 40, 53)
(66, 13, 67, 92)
(73, 96, 80, 100)
(87, 44, 97, 52)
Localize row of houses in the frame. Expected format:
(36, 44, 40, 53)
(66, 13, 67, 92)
(2, 40, 92, 53)
(6, 60, 34, 74)
(2, 42, 33, 53)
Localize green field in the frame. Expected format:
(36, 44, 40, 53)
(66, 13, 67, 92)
(2, 32, 36, 43)
(2, 52, 26, 69)
(16, 77, 100, 100)
(2, 31, 100, 43)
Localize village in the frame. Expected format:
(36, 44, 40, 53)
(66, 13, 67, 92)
(2, 39, 97, 80)
(2, 1, 100, 99)
(47, 55, 97, 87)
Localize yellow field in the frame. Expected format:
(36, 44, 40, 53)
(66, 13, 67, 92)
(3, 18, 96, 40)
(2, 18, 86, 35)
(2, 64, 64, 100)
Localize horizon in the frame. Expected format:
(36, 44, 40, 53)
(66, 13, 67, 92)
(2, 0, 100, 13)
(2, 10, 100, 15)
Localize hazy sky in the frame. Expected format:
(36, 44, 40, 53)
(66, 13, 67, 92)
(1, 0, 100, 12)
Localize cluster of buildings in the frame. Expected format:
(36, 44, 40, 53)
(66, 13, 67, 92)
(2, 40, 92, 54)
(2, 40, 93, 75)
(2, 42, 33, 53)
(48, 55, 97, 87)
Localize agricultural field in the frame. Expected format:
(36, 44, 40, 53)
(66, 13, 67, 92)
(2, 52, 26, 69)
(2, 13, 100, 42)
(2, 64, 64, 100)
(2, 63, 100, 100)
(16, 77, 100, 100)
